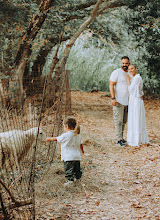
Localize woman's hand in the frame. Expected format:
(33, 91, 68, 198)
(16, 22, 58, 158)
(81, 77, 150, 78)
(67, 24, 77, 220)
(140, 95, 143, 100)
(125, 73, 130, 81)
(125, 74, 131, 86)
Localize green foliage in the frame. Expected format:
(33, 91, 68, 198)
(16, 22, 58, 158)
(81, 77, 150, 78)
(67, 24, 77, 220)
(43, 27, 142, 92)
(66, 36, 147, 92)
(0, 0, 159, 96)
(122, 1, 160, 95)
(0, 0, 33, 70)
(0, 0, 97, 72)
(66, 39, 111, 91)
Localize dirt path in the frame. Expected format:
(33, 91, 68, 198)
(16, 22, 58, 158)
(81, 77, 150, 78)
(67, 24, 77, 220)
(36, 91, 160, 219)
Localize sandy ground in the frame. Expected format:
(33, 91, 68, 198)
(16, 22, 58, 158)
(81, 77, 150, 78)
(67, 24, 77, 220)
(35, 91, 160, 220)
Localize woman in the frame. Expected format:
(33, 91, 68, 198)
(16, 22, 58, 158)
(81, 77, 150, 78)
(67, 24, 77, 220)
(126, 64, 149, 147)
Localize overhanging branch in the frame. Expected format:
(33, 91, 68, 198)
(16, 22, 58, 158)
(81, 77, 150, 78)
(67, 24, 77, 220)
(96, 1, 126, 16)
(0, 179, 33, 209)
(57, 0, 97, 11)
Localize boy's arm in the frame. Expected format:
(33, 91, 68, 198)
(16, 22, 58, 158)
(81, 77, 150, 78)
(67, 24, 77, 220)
(45, 137, 57, 143)
(80, 144, 84, 154)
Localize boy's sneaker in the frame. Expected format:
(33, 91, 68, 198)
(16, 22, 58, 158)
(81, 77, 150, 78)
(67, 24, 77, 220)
(117, 140, 126, 146)
(64, 180, 74, 187)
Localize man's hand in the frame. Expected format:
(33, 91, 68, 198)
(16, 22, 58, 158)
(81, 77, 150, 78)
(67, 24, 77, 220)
(111, 99, 117, 106)
(109, 81, 116, 105)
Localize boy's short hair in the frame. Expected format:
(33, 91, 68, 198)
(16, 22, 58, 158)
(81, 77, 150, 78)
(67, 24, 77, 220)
(64, 116, 77, 130)
(64, 116, 80, 134)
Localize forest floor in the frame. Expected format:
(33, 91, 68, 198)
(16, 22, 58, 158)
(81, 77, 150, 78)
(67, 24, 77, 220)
(36, 91, 160, 220)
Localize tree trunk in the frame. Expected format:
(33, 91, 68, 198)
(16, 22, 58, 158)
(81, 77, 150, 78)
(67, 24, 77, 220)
(52, 0, 125, 95)
(43, 33, 63, 107)
(52, 0, 103, 92)
(9, 0, 54, 107)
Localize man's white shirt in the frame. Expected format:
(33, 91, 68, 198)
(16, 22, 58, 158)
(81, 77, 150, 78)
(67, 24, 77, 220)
(110, 68, 132, 106)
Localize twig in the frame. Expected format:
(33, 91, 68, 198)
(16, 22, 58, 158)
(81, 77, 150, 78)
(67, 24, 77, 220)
(0, 179, 32, 207)
(41, 98, 60, 118)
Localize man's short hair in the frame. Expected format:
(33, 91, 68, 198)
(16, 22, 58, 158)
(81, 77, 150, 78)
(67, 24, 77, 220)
(121, 56, 129, 61)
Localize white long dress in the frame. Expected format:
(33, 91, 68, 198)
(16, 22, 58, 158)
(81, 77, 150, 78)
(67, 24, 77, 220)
(127, 74, 149, 147)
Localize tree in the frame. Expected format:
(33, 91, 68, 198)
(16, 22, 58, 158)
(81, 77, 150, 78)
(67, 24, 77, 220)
(122, 0, 160, 95)
(0, 0, 159, 107)
(0, 0, 126, 107)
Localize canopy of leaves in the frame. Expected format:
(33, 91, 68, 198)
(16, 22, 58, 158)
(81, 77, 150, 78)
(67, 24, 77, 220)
(0, 0, 159, 95)
(122, 0, 160, 95)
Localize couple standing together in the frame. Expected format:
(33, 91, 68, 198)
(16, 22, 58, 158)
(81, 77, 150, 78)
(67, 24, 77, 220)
(109, 56, 149, 147)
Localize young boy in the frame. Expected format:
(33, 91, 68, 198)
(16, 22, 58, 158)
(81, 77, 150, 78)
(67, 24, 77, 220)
(45, 116, 84, 186)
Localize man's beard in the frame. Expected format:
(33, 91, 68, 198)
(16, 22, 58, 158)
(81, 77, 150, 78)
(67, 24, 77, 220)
(122, 66, 128, 71)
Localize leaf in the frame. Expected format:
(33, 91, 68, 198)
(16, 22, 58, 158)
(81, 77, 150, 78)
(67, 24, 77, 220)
(95, 200, 100, 206)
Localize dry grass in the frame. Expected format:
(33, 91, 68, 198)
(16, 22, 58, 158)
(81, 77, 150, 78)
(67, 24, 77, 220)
(34, 91, 160, 219)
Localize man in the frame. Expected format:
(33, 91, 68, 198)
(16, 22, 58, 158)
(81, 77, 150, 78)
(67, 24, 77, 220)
(109, 56, 130, 146)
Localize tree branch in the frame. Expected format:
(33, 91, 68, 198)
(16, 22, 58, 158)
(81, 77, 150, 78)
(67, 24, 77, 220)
(58, 0, 97, 11)
(0, 179, 32, 208)
(96, 1, 126, 16)
(47, 32, 63, 84)
(53, 0, 103, 83)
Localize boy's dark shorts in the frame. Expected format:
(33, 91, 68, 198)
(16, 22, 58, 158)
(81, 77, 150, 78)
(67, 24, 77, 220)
(64, 161, 82, 181)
